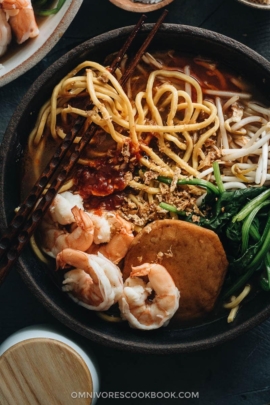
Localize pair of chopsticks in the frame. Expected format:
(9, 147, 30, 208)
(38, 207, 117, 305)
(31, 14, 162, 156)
(0, 10, 168, 285)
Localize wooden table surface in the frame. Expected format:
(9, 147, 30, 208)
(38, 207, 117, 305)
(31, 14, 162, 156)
(1, 1, 270, 404)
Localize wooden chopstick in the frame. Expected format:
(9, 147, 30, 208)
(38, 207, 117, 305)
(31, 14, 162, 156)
(0, 10, 168, 285)
(108, 14, 146, 74)
(121, 9, 168, 86)
(0, 13, 147, 263)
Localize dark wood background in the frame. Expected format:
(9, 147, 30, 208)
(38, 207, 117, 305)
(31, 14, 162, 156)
(1, 1, 270, 403)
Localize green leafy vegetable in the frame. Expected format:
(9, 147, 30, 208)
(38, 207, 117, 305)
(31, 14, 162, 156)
(32, 0, 66, 16)
(213, 161, 225, 193)
(158, 163, 270, 299)
(260, 252, 270, 291)
(157, 176, 220, 195)
(241, 201, 270, 253)
(222, 266, 256, 300)
(159, 202, 186, 217)
(198, 187, 266, 233)
(232, 188, 270, 223)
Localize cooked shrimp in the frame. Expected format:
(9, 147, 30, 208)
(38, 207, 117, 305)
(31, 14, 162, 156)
(0, 9, 11, 56)
(119, 263, 180, 330)
(40, 206, 94, 258)
(1, 0, 39, 44)
(87, 210, 134, 264)
(57, 248, 123, 311)
(87, 210, 111, 245)
(49, 191, 84, 225)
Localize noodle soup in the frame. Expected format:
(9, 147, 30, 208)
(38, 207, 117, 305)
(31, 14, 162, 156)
(21, 49, 270, 329)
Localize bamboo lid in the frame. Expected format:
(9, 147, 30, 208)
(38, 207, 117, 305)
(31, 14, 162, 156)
(0, 338, 93, 405)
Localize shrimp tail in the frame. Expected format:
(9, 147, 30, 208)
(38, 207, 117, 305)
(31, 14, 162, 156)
(71, 206, 92, 231)
(56, 248, 89, 271)
(130, 264, 151, 278)
(53, 207, 94, 254)
(56, 249, 71, 270)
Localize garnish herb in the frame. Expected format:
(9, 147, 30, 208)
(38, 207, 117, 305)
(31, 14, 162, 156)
(32, 0, 66, 16)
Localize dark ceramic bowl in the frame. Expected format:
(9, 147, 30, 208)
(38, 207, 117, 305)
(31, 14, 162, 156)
(1, 24, 270, 353)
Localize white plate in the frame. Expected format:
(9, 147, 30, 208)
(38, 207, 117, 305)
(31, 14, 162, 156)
(0, 0, 83, 87)
(236, 0, 270, 8)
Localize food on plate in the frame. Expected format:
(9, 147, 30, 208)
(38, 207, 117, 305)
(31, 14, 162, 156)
(0, 8, 11, 56)
(0, 0, 39, 48)
(122, 220, 228, 321)
(0, 0, 67, 56)
(22, 48, 270, 329)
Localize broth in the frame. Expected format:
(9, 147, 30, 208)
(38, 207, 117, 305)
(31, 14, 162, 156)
(21, 50, 270, 329)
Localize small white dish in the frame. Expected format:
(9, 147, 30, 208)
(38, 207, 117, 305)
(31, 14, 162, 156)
(0, 0, 83, 87)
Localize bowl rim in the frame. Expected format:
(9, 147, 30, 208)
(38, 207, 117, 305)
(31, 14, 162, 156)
(15, 266, 270, 353)
(2, 23, 270, 353)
